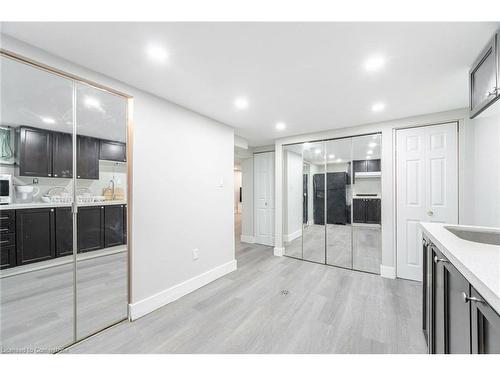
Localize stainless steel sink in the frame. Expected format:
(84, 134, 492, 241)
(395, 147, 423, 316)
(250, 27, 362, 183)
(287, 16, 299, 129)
(445, 226, 500, 246)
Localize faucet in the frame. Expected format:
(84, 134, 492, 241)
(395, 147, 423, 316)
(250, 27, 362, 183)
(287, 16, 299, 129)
(109, 179, 115, 200)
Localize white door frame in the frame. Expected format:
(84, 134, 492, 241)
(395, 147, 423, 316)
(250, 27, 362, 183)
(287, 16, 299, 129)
(394, 121, 459, 280)
(254, 151, 275, 246)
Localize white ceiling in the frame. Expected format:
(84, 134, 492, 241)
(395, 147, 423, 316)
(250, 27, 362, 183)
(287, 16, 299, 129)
(2, 22, 499, 146)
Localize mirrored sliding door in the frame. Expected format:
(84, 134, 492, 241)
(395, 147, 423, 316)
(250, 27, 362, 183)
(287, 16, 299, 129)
(0, 52, 130, 352)
(325, 138, 352, 268)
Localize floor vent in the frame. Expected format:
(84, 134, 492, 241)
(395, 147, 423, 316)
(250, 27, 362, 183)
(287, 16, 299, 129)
(280, 289, 289, 295)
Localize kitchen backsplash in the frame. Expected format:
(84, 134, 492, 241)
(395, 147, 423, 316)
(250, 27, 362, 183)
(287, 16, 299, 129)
(0, 160, 127, 202)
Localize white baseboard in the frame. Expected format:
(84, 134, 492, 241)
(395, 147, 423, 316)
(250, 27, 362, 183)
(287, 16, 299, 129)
(273, 247, 284, 256)
(284, 229, 302, 242)
(380, 265, 396, 279)
(129, 259, 237, 320)
(240, 235, 255, 244)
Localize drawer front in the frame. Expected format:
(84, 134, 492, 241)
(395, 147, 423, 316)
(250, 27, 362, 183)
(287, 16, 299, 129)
(0, 232, 15, 246)
(0, 219, 15, 234)
(0, 210, 15, 224)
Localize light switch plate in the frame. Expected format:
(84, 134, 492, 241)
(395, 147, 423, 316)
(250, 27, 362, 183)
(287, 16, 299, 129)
(192, 248, 199, 260)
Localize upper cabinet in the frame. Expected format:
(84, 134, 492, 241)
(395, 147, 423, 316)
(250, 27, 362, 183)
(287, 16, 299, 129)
(52, 131, 73, 178)
(77, 135, 100, 180)
(470, 32, 499, 118)
(100, 139, 126, 162)
(19, 127, 53, 177)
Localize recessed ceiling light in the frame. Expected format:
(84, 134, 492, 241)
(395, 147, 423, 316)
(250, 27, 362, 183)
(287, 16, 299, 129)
(303, 142, 311, 149)
(315, 149, 321, 155)
(328, 154, 335, 159)
(40, 116, 55, 124)
(371, 102, 385, 112)
(84, 96, 100, 108)
(336, 158, 343, 163)
(366, 155, 372, 159)
(367, 150, 373, 155)
(146, 44, 168, 63)
(275, 122, 286, 131)
(369, 142, 377, 148)
(364, 55, 385, 72)
(234, 97, 249, 110)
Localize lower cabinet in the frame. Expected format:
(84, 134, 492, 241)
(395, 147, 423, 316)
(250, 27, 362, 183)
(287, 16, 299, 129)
(424, 235, 500, 354)
(77, 206, 105, 253)
(16, 208, 56, 265)
(353, 198, 381, 224)
(55, 207, 73, 257)
(104, 205, 126, 248)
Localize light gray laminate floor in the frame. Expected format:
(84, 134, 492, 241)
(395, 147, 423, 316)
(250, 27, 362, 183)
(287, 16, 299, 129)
(63, 215, 426, 354)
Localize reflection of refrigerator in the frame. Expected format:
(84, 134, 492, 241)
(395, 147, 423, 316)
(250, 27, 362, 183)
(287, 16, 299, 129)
(313, 172, 348, 225)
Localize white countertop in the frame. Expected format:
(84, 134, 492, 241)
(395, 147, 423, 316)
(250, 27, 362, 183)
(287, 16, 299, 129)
(420, 222, 500, 314)
(353, 195, 381, 199)
(0, 200, 127, 210)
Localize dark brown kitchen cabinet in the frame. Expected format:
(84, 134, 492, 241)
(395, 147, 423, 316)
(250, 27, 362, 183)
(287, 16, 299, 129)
(55, 207, 73, 257)
(19, 127, 53, 177)
(52, 131, 73, 178)
(443, 260, 471, 354)
(353, 159, 381, 174)
(100, 140, 126, 162)
(16, 208, 55, 265)
(0, 210, 16, 269)
(470, 287, 500, 354)
(352, 198, 380, 224)
(470, 33, 498, 118)
(77, 136, 99, 180)
(424, 235, 500, 354)
(104, 205, 126, 247)
(77, 206, 104, 253)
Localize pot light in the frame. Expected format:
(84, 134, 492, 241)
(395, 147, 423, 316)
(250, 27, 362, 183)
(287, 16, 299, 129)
(367, 150, 373, 155)
(303, 142, 311, 150)
(234, 97, 249, 110)
(328, 154, 335, 159)
(364, 55, 385, 72)
(146, 44, 168, 63)
(336, 158, 343, 163)
(40, 116, 55, 124)
(314, 149, 321, 155)
(275, 122, 286, 131)
(366, 155, 372, 159)
(84, 96, 100, 108)
(369, 142, 377, 148)
(371, 102, 385, 112)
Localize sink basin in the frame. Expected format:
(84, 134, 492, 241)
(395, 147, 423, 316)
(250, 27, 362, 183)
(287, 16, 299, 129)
(445, 226, 500, 246)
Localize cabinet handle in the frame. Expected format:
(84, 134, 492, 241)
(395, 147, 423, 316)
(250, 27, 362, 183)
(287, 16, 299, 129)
(461, 292, 484, 304)
(50, 209, 54, 212)
(427, 210, 434, 216)
(0, 228, 8, 232)
(77, 176, 81, 179)
(48, 173, 52, 177)
(54, 174, 58, 177)
(433, 255, 448, 264)
(422, 238, 428, 247)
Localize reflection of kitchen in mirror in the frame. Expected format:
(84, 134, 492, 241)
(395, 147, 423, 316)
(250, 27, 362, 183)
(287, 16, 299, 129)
(0, 54, 129, 350)
(351, 134, 381, 274)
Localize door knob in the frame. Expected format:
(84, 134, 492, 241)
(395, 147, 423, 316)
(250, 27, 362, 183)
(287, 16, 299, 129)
(461, 292, 484, 304)
(427, 210, 434, 216)
(487, 87, 498, 97)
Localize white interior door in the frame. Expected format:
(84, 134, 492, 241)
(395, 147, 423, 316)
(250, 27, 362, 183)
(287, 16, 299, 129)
(396, 122, 458, 281)
(254, 152, 275, 246)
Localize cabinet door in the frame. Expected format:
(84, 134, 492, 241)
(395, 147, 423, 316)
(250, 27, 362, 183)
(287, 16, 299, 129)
(52, 132, 73, 178)
(431, 246, 446, 354)
(19, 127, 53, 177)
(16, 208, 55, 265)
(0, 245, 16, 269)
(104, 205, 125, 248)
(100, 140, 126, 162)
(470, 287, 500, 354)
(443, 260, 471, 354)
(77, 136, 99, 180)
(365, 199, 381, 224)
(366, 159, 381, 172)
(77, 206, 104, 253)
(352, 199, 366, 223)
(353, 160, 367, 173)
(470, 34, 498, 118)
(55, 207, 73, 257)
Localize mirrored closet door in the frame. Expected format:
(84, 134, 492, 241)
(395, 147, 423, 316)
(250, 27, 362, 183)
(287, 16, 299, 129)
(282, 134, 382, 274)
(0, 52, 129, 352)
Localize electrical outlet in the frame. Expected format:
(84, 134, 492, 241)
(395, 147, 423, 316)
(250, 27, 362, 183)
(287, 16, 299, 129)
(192, 248, 199, 260)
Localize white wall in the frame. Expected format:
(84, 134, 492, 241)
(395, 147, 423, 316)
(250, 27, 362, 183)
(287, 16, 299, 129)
(2, 35, 236, 316)
(275, 108, 474, 277)
(471, 108, 500, 227)
(284, 150, 302, 241)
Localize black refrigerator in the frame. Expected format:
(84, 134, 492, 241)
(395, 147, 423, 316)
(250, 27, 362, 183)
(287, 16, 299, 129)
(313, 172, 349, 225)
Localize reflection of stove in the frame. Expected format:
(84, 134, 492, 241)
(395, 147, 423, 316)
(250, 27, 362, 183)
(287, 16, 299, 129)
(355, 194, 378, 197)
